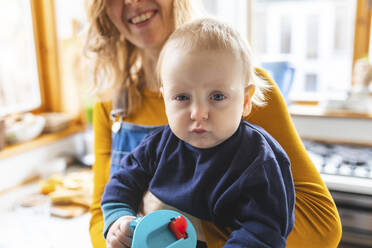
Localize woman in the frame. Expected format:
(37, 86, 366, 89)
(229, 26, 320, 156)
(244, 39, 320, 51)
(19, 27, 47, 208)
(85, 0, 342, 247)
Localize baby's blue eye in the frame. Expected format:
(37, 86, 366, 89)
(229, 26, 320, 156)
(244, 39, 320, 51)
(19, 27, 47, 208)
(175, 95, 190, 101)
(211, 93, 226, 101)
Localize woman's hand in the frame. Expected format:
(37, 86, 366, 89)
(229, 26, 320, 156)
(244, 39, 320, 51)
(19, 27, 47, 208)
(106, 216, 136, 248)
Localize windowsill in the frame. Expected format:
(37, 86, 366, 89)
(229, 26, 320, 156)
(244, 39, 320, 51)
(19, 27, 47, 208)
(289, 104, 372, 119)
(289, 103, 372, 146)
(0, 121, 86, 160)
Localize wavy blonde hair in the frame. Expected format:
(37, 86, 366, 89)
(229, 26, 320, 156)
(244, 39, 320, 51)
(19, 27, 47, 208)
(157, 18, 270, 107)
(84, 0, 201, 116)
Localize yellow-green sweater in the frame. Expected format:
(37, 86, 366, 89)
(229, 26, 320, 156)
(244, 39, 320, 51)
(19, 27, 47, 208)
(89, 68, 342, 248)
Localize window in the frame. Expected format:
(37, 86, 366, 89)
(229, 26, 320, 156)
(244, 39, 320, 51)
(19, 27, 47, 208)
(0, 1, 41, 116)
(252, 0, 356, 101)
(1, 0, 370, 156)
(0, 0, 89, 118)
(202, 0, 369, 102)
(0, 0, 88, 158)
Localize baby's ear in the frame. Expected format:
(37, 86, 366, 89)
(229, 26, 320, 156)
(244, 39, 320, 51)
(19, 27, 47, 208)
(242, 83, 255, 117)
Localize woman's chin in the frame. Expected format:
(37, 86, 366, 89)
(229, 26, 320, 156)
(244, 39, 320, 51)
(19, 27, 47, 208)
(134, 27, 171, 51)
(139, 35, 168, 51)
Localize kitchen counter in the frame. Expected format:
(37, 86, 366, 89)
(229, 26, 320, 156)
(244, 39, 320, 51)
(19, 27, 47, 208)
(0, 177, 91, 248)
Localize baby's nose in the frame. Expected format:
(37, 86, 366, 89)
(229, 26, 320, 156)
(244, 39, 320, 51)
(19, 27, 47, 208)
(190, 103, 208, 121)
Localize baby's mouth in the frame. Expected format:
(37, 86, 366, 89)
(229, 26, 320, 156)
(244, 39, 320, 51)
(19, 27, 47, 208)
(192, 128, 206, 134)
(128, 10, 157, 24)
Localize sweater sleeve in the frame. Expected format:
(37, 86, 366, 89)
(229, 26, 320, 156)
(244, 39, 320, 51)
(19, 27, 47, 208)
(102, 202, 136, 238)
(224, 157, 295, 248)
(89, 101, 113, 248)
(244, 68, 342, 247)
(101, 145, 153, 213)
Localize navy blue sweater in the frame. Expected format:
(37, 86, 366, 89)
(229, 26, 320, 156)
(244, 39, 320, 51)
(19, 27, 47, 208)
(102, 120, 295, 247)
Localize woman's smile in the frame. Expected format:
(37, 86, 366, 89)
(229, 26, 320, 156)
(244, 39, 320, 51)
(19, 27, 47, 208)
(127, 9, 158, 27)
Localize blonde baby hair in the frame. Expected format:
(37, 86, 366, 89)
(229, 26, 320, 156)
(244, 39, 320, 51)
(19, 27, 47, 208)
(157, 17, 269, 107)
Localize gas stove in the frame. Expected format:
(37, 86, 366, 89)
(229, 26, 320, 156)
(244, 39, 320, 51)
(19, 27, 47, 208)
(304, 140, 372, 247)
(304, 140, 372, 195)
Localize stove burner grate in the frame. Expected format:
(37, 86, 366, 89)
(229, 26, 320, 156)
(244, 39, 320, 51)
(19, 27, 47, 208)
(303, 141, 372, 178)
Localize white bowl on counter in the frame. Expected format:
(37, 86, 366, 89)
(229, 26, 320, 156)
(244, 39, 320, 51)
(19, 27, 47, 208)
(5, 113, 46, 144)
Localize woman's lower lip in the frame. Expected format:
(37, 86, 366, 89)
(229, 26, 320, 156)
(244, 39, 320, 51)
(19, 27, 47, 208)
(129, 11, 157, 28)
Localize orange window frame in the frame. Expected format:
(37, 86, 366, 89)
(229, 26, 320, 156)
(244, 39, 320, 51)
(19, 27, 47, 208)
(30, 0, 62, 114)
(353, 0, 372, 67)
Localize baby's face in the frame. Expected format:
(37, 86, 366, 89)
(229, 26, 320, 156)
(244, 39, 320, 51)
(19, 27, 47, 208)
(161, 48, 253, 148)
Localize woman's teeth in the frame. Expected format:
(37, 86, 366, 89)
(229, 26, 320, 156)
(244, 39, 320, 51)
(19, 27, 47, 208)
(131, 12, 154, 24)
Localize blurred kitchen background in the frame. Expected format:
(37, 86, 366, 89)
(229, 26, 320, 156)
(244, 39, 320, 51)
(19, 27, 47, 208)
(0, 0, 372, 247)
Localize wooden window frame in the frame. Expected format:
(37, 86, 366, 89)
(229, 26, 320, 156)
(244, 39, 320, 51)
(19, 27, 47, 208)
(31, 0, 62, 113)
(353, 0, 372, 67)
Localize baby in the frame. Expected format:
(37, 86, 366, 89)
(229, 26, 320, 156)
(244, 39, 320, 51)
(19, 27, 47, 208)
(102, 18, 295, 248)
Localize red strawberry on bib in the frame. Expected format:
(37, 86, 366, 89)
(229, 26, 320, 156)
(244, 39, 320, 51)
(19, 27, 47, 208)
(168, 215, 187, 240)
